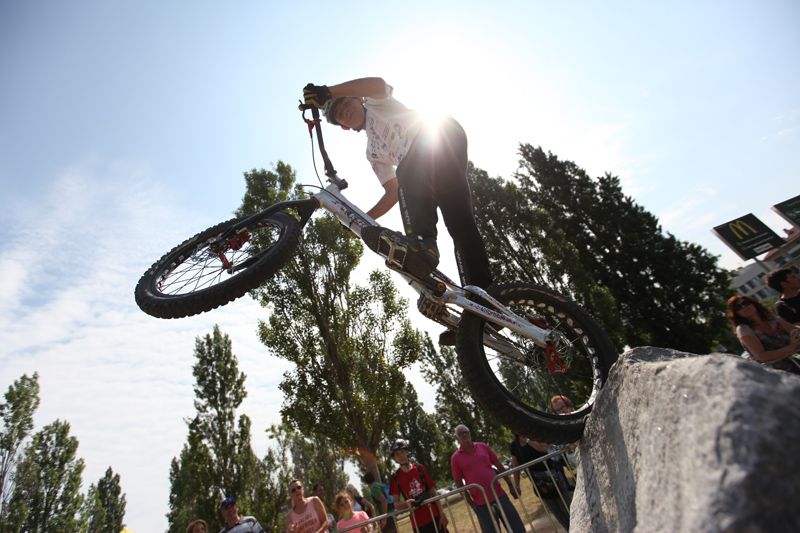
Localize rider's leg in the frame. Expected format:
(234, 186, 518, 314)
(431, 118, 493, 288)
(392, 128, 442, 278)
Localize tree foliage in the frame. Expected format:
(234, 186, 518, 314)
(390, 384, 449, 484)
(84, 467, 126, 533)
(472, 146, 731, 353)
(418, 340, 511, 471)
(286, 426, 348, 505)
(3, 420, 85, 532)
(238, 164, 430, 480)
(167, 326, 261, 533)
(0, 372, 40, 518)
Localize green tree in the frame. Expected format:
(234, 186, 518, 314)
(238, 164, 428, 481)
(286, 426, 347, 506)
(250, 425, 295, 533)
(167, 326, 261, 533)
(469, 163, 625, 346)
(3, 420, 85, 532)
(0, 373, 40, 519)
(84, 467, 126, 533)
(418, 341, 511, 458)
(474, 146, 731, 353)
(391, 385, 449, 484)
(167, 418, 216, 532)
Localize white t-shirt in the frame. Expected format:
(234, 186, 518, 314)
(363, 85, 422, 185)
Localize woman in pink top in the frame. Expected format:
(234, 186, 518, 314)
(285, 479, 329, 533)
(334, 492, 375, 533)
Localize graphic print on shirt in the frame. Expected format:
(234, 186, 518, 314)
(407, 476, 425, 498)
(366, 116, 409, 167)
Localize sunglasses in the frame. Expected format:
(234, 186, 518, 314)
(290, 485, 303, 493)
(733, 300, 753, 311)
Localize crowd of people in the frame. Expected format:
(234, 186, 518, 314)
(188, 410, 577, 533)
(728, 268, 800, 374)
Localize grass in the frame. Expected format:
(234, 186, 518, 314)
(390, 476, 569, 533)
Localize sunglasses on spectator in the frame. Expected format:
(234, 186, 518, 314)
(733, 300, 753, 311)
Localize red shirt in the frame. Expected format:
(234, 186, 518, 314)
(450, 442, 505, 505)
(389, 463, 439, 526)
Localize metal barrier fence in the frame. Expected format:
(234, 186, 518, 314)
(336, 448, 575, 533)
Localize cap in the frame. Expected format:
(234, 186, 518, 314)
(220, 496, 237, 509)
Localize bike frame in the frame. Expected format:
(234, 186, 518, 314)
(286, 106, 557, 355)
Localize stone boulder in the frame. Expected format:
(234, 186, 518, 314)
(570, 347, 800, 532)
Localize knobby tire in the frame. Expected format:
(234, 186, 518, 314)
(135, 211, 302, 319)
(456, 283, 618, 443)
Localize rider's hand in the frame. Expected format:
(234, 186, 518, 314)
(303, 83, 332, 108)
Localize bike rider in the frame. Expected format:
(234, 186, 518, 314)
(303, 78, 492, 344)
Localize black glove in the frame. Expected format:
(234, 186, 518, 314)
(303, 83, 332, 108)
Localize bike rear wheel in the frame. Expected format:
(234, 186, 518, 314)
(135, 210, 302, 319)
(456, 283, 618, 443)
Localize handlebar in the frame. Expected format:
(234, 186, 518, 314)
(300, 103, 348, 190)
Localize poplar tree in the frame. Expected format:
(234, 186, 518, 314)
(166, 326, 260, 533)
(0, 373, 40, 519)
(3, 420, 85, 532)
(238, 164, 429, 480)
(84, 467, 126, 533)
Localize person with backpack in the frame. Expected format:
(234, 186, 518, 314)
(388, 439, 449, 533)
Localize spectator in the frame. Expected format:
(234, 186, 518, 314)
(549, 395, 574, 415)
(334, 491, 375, 533)
(509, 435, 570, 530)
(185, 518, 208, 533)
(767, 269, 800, 324)
(312, 482, 336, 531)
(451, 425, 525, 533)
(388, 439, 449, 533)
(218, 497, 265, 533)
(727, 296, 800, 374)
(549, 395, 578, 467)
(285, 480, 330, 533)
(363, 470, 396, 532)
(346, 483, 376, 517)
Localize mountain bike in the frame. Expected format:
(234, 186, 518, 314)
(134, 106, 618, 443)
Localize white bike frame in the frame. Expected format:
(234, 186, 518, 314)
(310, 182, 555, 356)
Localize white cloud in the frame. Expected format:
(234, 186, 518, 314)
(0, 158, 289, 533)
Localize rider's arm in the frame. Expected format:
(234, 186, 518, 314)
(328, 77, 389, 99)
(366, 178, 399, 220)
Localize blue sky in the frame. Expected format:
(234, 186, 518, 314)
(1, 1, 798, 531)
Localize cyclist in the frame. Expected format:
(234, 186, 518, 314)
(303, 78, 493, 322)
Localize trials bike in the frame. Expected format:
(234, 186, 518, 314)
(134, 106, 618, 443)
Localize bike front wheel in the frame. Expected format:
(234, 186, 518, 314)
(457, 283, 618, 443)
(135, 210, 302, 319)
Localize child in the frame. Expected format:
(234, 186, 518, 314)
(334, 491, 374, 533)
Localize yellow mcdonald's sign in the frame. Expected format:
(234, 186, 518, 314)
(712, 212, 784, 260)
(728, 219, 758, 240)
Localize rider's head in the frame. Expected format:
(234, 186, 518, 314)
(325, 97, 366, 131)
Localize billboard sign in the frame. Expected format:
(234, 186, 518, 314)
(712, 213, 785, 260)
(772, 194, 800, 228)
